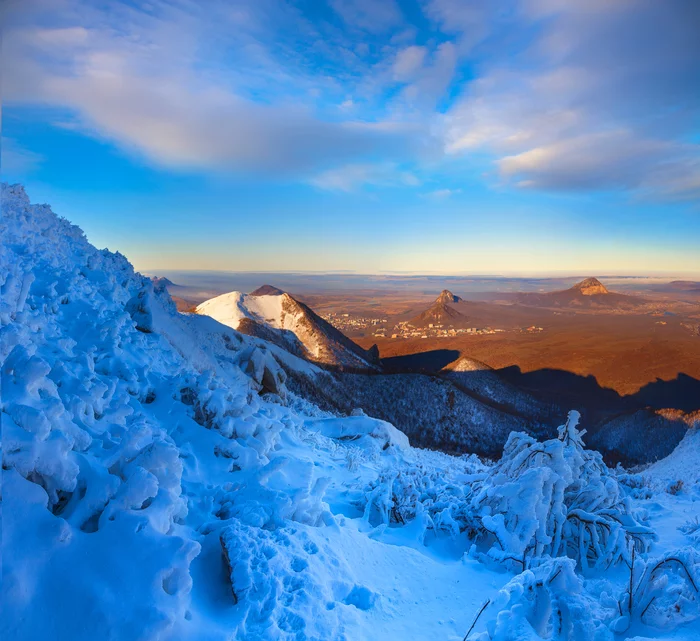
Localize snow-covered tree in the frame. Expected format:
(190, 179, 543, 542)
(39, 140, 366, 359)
(470, 411, 656, 571)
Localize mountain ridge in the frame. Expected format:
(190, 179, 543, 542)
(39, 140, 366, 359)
(196, 288, 381, 371)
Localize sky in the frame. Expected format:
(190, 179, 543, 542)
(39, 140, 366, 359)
(3, 0, 700, 276)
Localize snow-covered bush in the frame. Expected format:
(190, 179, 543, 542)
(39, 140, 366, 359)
(615, 547, 700, 631)
(470, 411, 655, 571)
(679, 517, 700, 546)
(616, 470, 653, 500)
(360, 452, 486, 540)
(465, 558, 616, 641)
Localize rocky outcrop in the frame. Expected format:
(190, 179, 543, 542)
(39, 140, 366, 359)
(572, 277, 609, 296)
(435, 289, 462, 304)
(238, 345, 288, 399)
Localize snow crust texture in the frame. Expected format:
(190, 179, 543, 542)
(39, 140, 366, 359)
(2, 183, 700, 641)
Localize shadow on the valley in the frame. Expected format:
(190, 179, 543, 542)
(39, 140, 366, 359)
(373, 349, 700, 465)
(496, 366, 700, 466)
(379, 347, 700, 414)
(498, 366, 700, 414)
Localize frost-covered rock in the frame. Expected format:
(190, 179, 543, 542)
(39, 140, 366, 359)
(237, 344, 288, 399)
(219, 520, 349, 640)
(303, 415, 409, 453)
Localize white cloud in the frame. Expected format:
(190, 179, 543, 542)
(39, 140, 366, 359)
(330, 0, 403, 33)
(4, 0, 699, 200)
(1, 137, 44, 174)
(310, 163, 420, 191)
(423, 188, 462, 200)
(3, 0, 423, 176)
(392, 46, 427, 81)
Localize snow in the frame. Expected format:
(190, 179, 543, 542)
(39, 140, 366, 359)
(646, 428, 700, 489)
(195, 291, 287, 331)
(2, 182, 700, 641)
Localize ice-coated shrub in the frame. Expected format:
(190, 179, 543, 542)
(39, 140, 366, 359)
(470, 411, 656, 571)
(362, 412, 656, 570)
(679, 517, 700, 545)
(360, 452, 486, 540)
(465, 557, 616, 641)
(614, 547, 700, 632)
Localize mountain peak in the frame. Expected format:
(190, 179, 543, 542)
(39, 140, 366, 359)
(196, 288, 379, 370)
(571, 278, 609, 296)
(152, 276, 174, 288)
(435, 289, 462, 304)
(250, 284, 285, 296)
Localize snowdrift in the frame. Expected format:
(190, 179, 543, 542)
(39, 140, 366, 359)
(2, 183, 699, 641)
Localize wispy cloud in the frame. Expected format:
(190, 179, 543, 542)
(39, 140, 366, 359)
(422, 188, 462, 200)
(4, 0, 430, 178)
(310, 163, 420, 191)
(1, 137, 44, 174)
(330, 0, 403, 33)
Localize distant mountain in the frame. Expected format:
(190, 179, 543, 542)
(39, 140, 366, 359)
(152, 276, 175, 288)
(250, 284, 285, 296)
(196, 288, 380, 370)
(513, 277, 644, 309)
(652, 280, 700, 293)
(286, 365, 558, 457)
(436, 289, 462, 304)
(409, 289, 469, 327)
(570, 277, 609, 295)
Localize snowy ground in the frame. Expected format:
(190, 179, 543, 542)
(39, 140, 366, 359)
(2, 182, 700, 641)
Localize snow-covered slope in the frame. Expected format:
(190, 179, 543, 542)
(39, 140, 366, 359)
(2, 183, 699, 641)
(646, 427, 700, 488)
(196, 289, 380, 371)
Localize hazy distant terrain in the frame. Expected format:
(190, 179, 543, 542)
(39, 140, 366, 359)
(149, 270, 698, 301)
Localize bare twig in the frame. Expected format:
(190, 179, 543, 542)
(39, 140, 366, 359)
(463, 599, 491, 641)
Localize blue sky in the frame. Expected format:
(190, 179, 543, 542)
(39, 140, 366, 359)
(3, 0, 700, 275)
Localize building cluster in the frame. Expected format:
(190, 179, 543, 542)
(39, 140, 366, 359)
(681, 322, 700, 337)
(321, 312, 388, 333)
(383, 321, 506, 339)
(323, 311, 548, 340)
